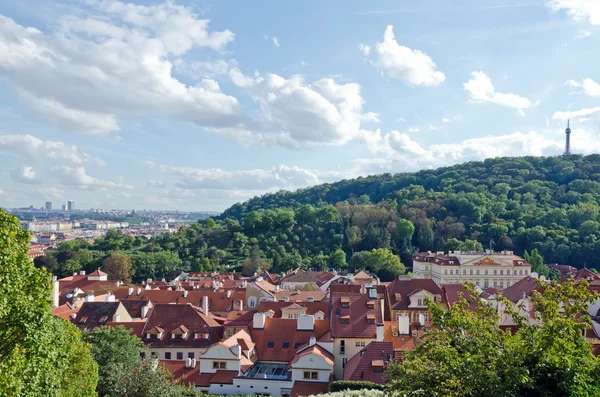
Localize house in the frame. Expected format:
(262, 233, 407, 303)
(343, 341, 396, 384)
(141, 303, 223, 361)
(274, 290, 329, 303)
(72, 301, 133, 330)
(119, 299, 153, 320)
(56, 270, 120, 305)
(386, 277, 447, 322)
(37, 233, 57, 244)
(413, 250, 532, 288)
(329, 284, 386, 380)
(246, 279, 278, 308)
(280, 270, 337, 291)
(496, 276, 543, 326)
(223, 311, 255, 339)
(258, 301, 330, 319)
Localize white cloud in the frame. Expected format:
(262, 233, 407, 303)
(147, 180, 166, 188)
(0, 134, 105, 165)
(464, 71, 537, 115)
(0, 2, 243, 136)
(38, 187, 63, 199)
(361, 25, 445, 86)
(566, 78, 600, 97)
(228, 68, 378, 147)
(175, 59, 234, 79)
(360, 127, 598, 172)
(442, 117, 451, 123)
(271, 36, 280, 47)
(50, 166, 133, 190)
(552, 106, 600, 121)
(10, 166, 40, 184)
(0, 187, 4, 196)
(146, 161, 349, 192)
(546, 0, 600, 25)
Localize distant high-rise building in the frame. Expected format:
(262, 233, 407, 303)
(45, 201, 52, 212)
(62, 204, 67, 211)
(68, 200, 75, 212)
(564, 120, 572, 156)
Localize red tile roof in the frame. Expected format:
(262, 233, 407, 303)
(72, 301, 122, 330)
(499, 277, 541, 303)
(209, 370, 238, 384)
(442, 283, 478, 310)
(387, 278, 446, 310)
(288, 344, 334, 369)
(343, 341, 394, 384)
(258, 301, 330, 318)
(106, 321, 146, 338)
(330, 285, 384, 339)
(159, 360, 202, 387)
(291, 381, 329, 397)
(89, 268, 107, 276)
(251, 318, 330, 363)
(274, 290, 328, 302)
(141, 303, 222, 348)
(51, 302, 81, 319)
(281, 270, 335, 285)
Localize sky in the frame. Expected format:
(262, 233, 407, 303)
(0, 0, 599, 211)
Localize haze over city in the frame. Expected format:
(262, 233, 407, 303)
(0, 0, 599, 211)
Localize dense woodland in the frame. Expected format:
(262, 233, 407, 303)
(38, 155, 600, 282)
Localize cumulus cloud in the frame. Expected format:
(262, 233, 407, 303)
(147, 180, 166, 188)
(50, 166, 133, 190)
(10, 166, 40, 184)
(360, 127, 598, 172)
(0, 1, 243, 136)
(0, 187, 4, 196)
(228, 68, 378, 147)
(566, 78, 600, 97)
(361, 25, 445, 86)
(546, 0, 600, 25)
(146, 161, 349, 192)
(464, 71, 538, 115)
(552, 107, 600, 122)
(38, 187, 63, 199)
(0, 134, 105, 165)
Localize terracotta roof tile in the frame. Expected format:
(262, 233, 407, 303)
(290, 381, 329, 397)
(330, 285, 384, 339)
(274, 290, 328, 302)
(159, 360, 200, 387)
(258, 301, 330, 318)
(209, 370, 237, 384)
(387, 278, 446, 310)
(343, 341, 394, 384)
(499, 277, 541, 303)
(72, 301, 123, 330)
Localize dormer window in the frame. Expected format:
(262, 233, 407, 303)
(341, 297, 350, 308)
(341, 315, 350, 324)
(371, 360, 384, 373)
(366, 314, 376, 325)
(99, 316, 108, 324)
(366, 301, 375, 309)
(194, 332, 209, 340)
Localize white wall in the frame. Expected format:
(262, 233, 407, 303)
(290, 353, 332, 383)
(149, 347, 207, 360)
(199, 344, 240, 374)
(208, 377, 293, 396)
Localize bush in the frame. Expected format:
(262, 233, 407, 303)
(328, 380, 385, 392)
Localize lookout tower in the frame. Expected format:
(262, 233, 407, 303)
(564, 120, 572, 156)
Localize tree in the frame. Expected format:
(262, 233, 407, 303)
(33, 255, 59, 274)
(120, 356, 197, 397)
(348, 251, 370, 272)
(205, 218, 217, 229)
(0, 209, 98, 396)
(329, 249, 347, 269)
(366, 248, 405, 281)
(103, 252, 133, 283)
(242, 247, 271, 276)
(524, 248, 549, 277)
(396, 219, 415, 241)
(386, 280, 600, 396)
(87, 325, 144, 396)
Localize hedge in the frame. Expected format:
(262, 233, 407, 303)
(328, 380, 385, 392)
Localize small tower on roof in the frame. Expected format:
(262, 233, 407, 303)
(564, 119, 572, 156)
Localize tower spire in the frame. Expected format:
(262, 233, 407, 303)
(564, 120, 572, 156)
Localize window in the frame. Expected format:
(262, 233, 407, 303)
(470, 269, 473, 275)
(476, 270, 480, 275)
(248, 297, 257, 308)
(500, 282, 504, 288)
(151, 352, 157, 358)
(476, 282, 480, 287)
(294, 343, 302, 349)
(303, 371, 318, 380)
(519, 270, 523, 275)
(524, 270, 528, 275)
(449, 270, 453, 275)
(213, 361, 227, 369)
(485, 270, 488, 275)
(499, 270, 503, 275)
(417, 299, 423, 306)
(164, 352, 171, 360)
(484, 281, 489, 289)
(176, 352, 183, 360)
(493, 281, 497, 287)
(444, 270, 448, 275)
(340, 340, 345, 355)
(373, 365, 384, 373)
(514, 270, 517, 275)
(188, 352, 194, 359)
(463, 270, 466, 275)
(494, 270, 497, 275)
(355, 341, 366, 347)
(342, 358, 348, 367)
(282, 342, 289, 348)
(267, 342, 274, 348)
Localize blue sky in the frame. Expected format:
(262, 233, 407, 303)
(0, 0, 599, 211)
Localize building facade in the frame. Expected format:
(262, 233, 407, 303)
(413, 251, 532, 288)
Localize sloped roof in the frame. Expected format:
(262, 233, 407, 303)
(159, 360, 203, 387)
(281, 270, 335, 286)
(72, 301, 122, 330)
(141, 303, 222, 348)
(442, 283, 478, 310)
(343, 341, 394, 384)
(274, 290, 328, 302)
(119, 299, 151, 318)
(387, 278, 446, 310)
(89, 268, 107, 276)
(250, 318, 330, 363)
(330, 285, 384, 338)
(289, 344, 334, 369)
(258, 301, 330, 318)
(499, 277, 540, 303)
(51, 302, 81, 320)
(291, 381, 329, 397)
(106, 321, 146, 338)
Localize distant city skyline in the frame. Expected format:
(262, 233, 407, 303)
(0, 0, 599, 211)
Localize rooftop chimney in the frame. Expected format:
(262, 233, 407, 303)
(79, 270, 86, 276)
(128, 287, 134, 296)
(376, 323, 384, 342)
(309, 336, 316, 346)
(202, 295, 209, 315)
(253, 312, 266, 329)
(297, 314, 315, 331)
(227, 290, 232, 298)
(399, 315, 410, 335)
(183, 290, 188, 298)
(136, 287, 142, 295)
(106, 293, 115, 302)
(146, 278, 152, 284)
(418, 313, 425, 327)
(141, 304, 149, 318)
(85, 292, 94, 302)
(237, 300, 244, 311)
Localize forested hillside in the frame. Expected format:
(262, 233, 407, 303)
(40, 155, 600, 283)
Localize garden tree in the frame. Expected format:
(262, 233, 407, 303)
(33, 255, 59, 274)
(87, 325, 144, 396)
(62, 258, 83, 277)
(205, 217, 217, 229)
(243, 211, 263, 236)
(119, 356, 198, 397)
(0, 209, 97, 396)
(366, 248, 405, 281)
(242, 247, 271, 276)
(386, 280, 600, 396)
(396, 219, 415, 241)
(102, 252, 133, 283)
(524, 249, 549, 277)
(348, 251, 371, 272)
(329, 249, 347, 269)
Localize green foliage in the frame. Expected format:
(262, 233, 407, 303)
(103, 252, 134, 283)
(386, 280, 600, 396)
(242, 247, 271, 276)
(0, 209, 97, 396)
(524, 248, 549, 277)
(33, 254, 59, 273)
(328, 381, 385, 392)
